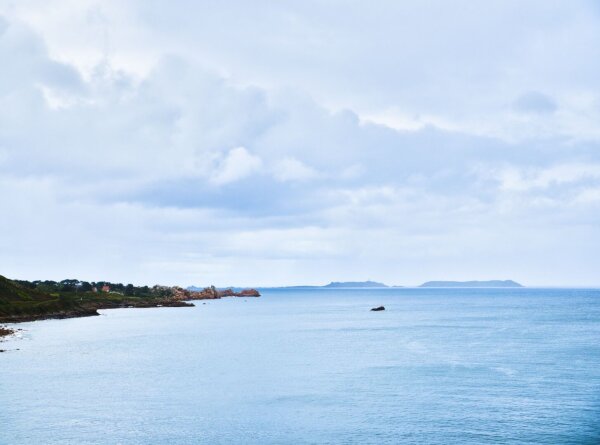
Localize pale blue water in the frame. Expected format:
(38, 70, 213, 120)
(1, 288, 600, 444)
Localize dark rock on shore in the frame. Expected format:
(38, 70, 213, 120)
(0, 309, 100, 324)
(0, 326, 15, 338)
(371, 306, 385, 311)
(123, 299, 194, 309)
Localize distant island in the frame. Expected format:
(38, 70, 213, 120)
(419, 280, 523, 288)
(255, 279, 525, 289)
(281, 281, 394, 289)
(324, 281, 388, 288)
(0, 274, 260, 330)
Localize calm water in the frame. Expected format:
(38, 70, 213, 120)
(1, 288, 600, 444)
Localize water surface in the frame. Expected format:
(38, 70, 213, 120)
(1, 288, 599, 444)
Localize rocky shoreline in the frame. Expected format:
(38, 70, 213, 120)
(0, 284, 260, 325)
(182, 286, 261, 300)
(0, 286, 261, 352)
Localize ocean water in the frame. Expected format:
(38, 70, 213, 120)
(1, 288, 600, 444)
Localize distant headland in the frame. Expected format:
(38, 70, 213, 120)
(281, 281, 396, 289)
(324, 281, 390, 288)
(278, 280, 523, 289)
(419, 280, 523, 288)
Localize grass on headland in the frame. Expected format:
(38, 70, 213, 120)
(0, 275, 192, 323)
(0, 275, 258, 324)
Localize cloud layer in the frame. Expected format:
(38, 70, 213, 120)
(0, 3, 599, 286)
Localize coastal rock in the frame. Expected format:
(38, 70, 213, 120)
(370, 306, 385, 311)
(217, 288, 236, 297)
(0, 309, 99, 324)
(216, 288, 261, 297)
(125, 299, 194, 308)
(236, 289, 260, 297)
(0, 326, 14, 338)
(185, 287, 261, 299)
(186, 285, 221, 300)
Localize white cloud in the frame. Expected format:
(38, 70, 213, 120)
(496, 163, 600, 192)
(0, 6, 599, 286)
(6, 1, 600, 142)
(210, 146, 263, 186)
(272, 157, 318, 182)
(575, 187, 600, 204)
(513, 91, 557, 114)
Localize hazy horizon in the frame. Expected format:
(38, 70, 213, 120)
(2, 1, 600, 287)
(5, 274, 600, 290)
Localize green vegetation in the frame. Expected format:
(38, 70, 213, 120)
(1, 275, 258, 324)
(0, 275, 85, 321)
(0, 275, 191, 323)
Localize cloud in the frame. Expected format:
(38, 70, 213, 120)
(272, 158, 318, 182)
(0, 7, 599, 286)
(513, 91, 557, 114)
(210, 147, 263, 185)
(8, 1, 600, 142)
(496, 163, 600, 192)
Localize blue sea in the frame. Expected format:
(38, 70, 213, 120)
(1, 288, 600, 444)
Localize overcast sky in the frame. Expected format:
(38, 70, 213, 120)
(1, 1, 599, 286)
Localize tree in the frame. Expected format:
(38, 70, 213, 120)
(79, 281, 93, 292)
(60, 279, 79, 292)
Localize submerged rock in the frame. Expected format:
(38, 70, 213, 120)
(370, 306, 385, 311)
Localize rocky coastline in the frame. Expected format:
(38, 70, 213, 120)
(0, 288, 260, 324)
(0, 274, 260, 325)
(182, 286, 261, 300)
(0, 286, 261, 353)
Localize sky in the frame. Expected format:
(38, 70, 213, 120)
(1, 1, 599, 287)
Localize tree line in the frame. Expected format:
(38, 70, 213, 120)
(13, 279, 175, 298)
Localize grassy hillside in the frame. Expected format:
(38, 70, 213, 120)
(0, 275, 257, 324)
(0, 275, 196, 323)
(0, 275, 91, 322)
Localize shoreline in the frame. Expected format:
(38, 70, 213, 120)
(0, 286, 260, 325)
(0, 301, 193, 325)
(0, 325, 18, 351)
(0, 288, 260, 351)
